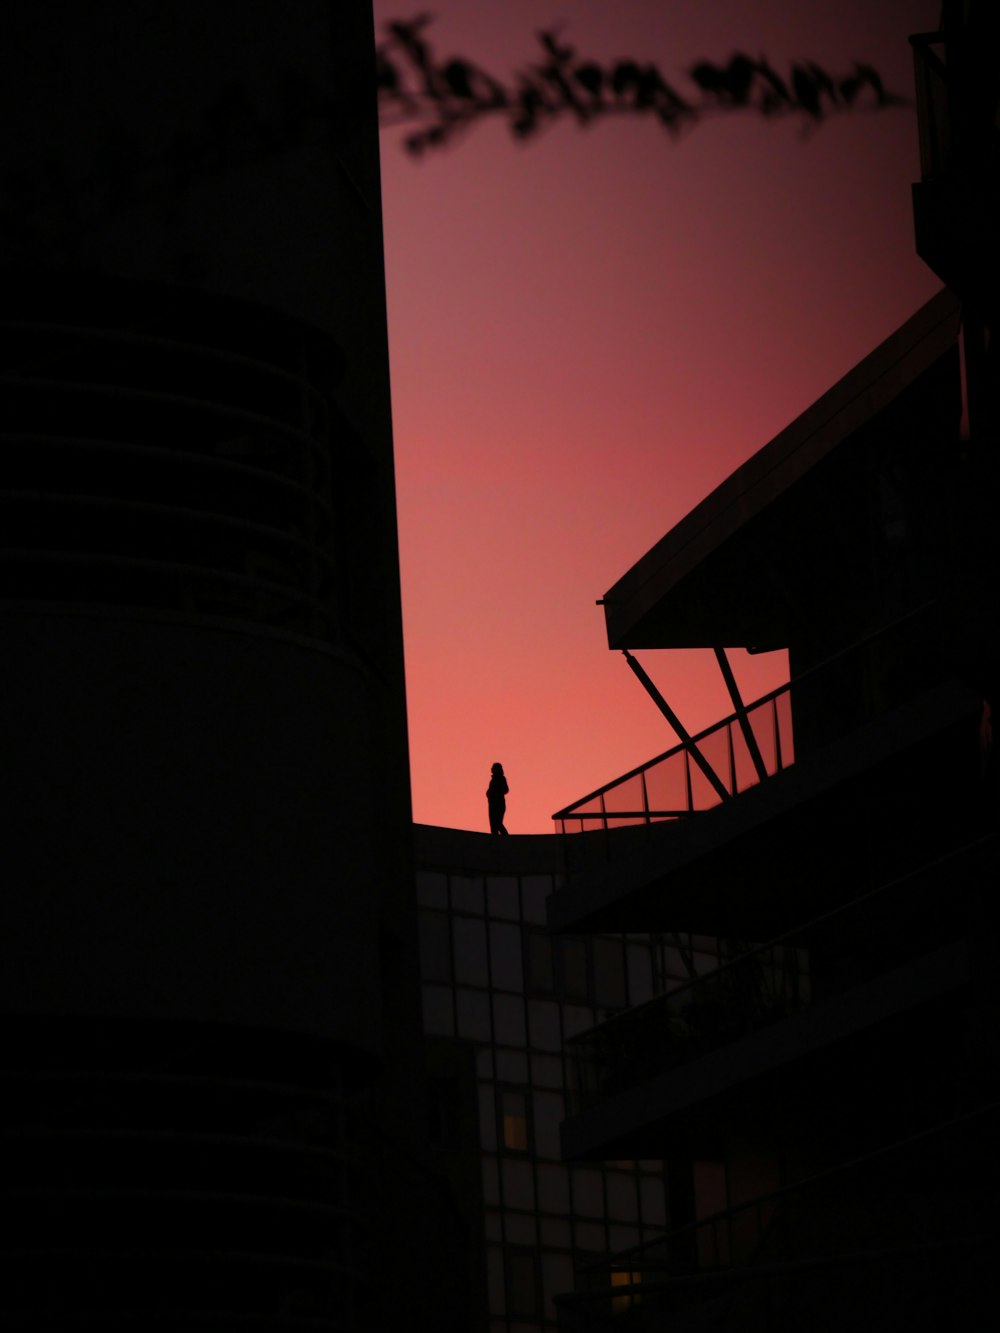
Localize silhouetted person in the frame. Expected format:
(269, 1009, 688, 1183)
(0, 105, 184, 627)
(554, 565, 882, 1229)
(487, 762, 509, 835)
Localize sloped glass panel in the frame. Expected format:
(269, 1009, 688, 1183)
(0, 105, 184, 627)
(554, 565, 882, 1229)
(643, 749, 689, 815)
(748, 697, 777, 773)
(566, 796, 603, 817)
(731, 720, 763, 794)
(688, 729, 729, 811)
(776, 687, 795, 767)
(603, 773, 643, 816)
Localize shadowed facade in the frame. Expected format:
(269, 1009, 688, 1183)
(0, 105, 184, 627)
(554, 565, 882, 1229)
(0, 4, 440, 1327)
(546, 5, 1000, 1326)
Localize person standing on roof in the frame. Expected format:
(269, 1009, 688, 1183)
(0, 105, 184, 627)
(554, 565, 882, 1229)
(487, 762, 509, 836)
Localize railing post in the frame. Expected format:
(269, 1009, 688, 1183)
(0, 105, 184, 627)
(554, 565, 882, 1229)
(714, 647, 770, 784)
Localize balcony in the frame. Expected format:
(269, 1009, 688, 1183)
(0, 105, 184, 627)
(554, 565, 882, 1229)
(552, 683, 794, 836)
(554, 1097, 999, 1330)
(547, 599, 986, 938)
(559, 833, 990, 1161)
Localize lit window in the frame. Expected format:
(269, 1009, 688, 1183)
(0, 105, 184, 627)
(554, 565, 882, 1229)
(611, 1268, 641, 1312)
(499, 1088, 529, 1152)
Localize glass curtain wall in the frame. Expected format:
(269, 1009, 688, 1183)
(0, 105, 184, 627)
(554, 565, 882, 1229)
(417, 865, 688, 1331)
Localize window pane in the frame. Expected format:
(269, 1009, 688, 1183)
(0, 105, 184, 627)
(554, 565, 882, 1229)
(562, 1004, 594, 1040)
(502, 1160, 534, 1211)
(418, 910, 452, 983)
(451, 872, 484, 915)
(495, 1048, 528, 1082)
(533, 1090, 564, 1160)
(493, 994, 526, 1047)
(573, 1169, 604, 1218)
(490, 921, 524, 991)
(416, 870, 447, 908)
(505, 1212, 536, 1245)
(537, 1163, 569, 1213)
(456, 988, 491, 1040)
(507, 1251, 539, 1319)
(609, 1226, 640, 1252)
(486, 1245, 505, 1314)
(530, 1053, 562, 1088)
(526, 930, 555, 994)
(559, 938, 589, 1002)
(543, 1254, 575, 1321)
(606, 1172, 637, 1220)
(640, 1177, 666, 1227)
(500, 1089, 529, 1152)
(521, 875, 551, 924)
(540, 1217, 570, 1248)
(528, 1001, 561, 1052)
(482, 1155, 499, 1205)
(592, 938, 626, 1010)
(627, 944, 654, 1006)
(453, 916, 488, 985)
(575, 1221, 605, 1250)
(476, 1049, 494, 1081)
(479, 1083, 498, 1151)
(486, 875, 519, 920)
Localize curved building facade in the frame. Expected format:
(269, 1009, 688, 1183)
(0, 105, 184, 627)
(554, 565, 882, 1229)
(1, 4, 413, 1327)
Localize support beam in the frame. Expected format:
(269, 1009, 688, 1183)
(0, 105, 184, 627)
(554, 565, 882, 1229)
(622, 650, 731, 804)
(714, 647, 770, 784)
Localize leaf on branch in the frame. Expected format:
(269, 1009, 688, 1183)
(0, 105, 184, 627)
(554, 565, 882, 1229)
(377, 16, 907, 155)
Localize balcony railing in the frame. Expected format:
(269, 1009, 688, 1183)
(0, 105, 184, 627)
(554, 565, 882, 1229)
(554, 1097, 1000, 1330)
(552, 602, 949, 847)
(565, 833, 990, 1117)
(552, 685, 794, 835)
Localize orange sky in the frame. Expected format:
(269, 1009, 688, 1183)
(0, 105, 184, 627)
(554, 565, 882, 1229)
(374, 0, 941, 834)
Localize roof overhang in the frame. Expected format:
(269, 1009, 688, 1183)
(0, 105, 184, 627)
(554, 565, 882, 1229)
(602, 289, 961, 649)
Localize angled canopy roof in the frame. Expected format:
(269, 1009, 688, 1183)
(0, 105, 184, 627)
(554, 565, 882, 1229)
(602, 289, 961, 649)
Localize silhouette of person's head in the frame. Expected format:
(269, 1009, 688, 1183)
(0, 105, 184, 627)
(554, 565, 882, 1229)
(491, 762, 504, 775)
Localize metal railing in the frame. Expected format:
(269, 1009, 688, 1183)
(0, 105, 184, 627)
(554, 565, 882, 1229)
(552, 686, 793, 835)
(552, 602, 946, 842)
(565, 833, 990, 1116)
(554, 1098, 1000, 1329)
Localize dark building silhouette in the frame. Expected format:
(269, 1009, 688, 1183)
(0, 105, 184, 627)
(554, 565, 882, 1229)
(0, 4, 440, 1327)
(543, 6, 1000, 1326)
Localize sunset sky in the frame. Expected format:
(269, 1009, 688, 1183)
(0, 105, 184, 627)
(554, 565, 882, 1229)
(373, 0, 941, 834)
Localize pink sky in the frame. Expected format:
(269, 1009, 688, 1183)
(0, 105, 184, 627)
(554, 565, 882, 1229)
(374, 0, 941, 834)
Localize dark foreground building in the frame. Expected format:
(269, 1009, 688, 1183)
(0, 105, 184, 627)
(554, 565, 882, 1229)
(544, 9, 1000, 1326)
(0, 4, 437, 1327)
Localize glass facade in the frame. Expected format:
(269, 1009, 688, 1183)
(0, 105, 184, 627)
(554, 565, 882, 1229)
(416, 864, 674, 1331)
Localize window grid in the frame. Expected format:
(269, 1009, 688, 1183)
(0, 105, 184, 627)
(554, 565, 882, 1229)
(417, 865, 674, 1330)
